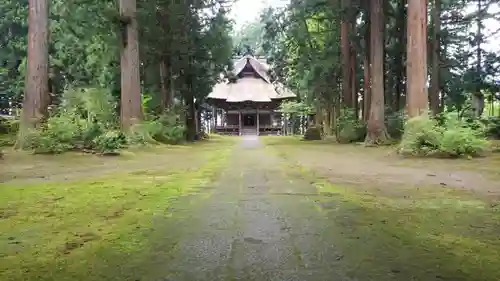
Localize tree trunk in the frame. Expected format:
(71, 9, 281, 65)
(159, 58, 173, 110)
(362, 3, 371, 122)
(392, 0, 406, 112)
(406, 0, 429, 117)
(195, 103, 202, 133)
(17, 0, 49, 148)
(185, 94, 196, 141)
(341, 0, 353, 108)
(365, 0, 390, 145)
(429, 0, 441, 114)
(472, 0, 484, 117)
(119, 0, 142, 130)
(350, 44, 358, 117)
(362, 51, 371, 121)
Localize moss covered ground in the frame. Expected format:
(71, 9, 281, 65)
(263, 136, 500, 281)
(2, 135, 500, 281)
(0, 137, 234, 281)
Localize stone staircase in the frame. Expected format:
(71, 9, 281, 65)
(240, 127, 258, 135)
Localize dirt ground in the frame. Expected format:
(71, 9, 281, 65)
(0, 142, 217, 184)
(262, 137, 500, 197)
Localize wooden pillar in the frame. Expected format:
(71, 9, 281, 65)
(238, 111, 242, 136)
(256, 108, 260, 135)
(212, 108, 216, 132)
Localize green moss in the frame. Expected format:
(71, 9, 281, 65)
(0, 139, 233, 281)
(286, 166, 500, 281)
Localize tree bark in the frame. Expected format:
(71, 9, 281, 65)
(365, 0, 390, 144)
(119, 0, 142, 130)
(363, 52, 371, 121)
(341, 0, 353, 108)
(17, 0, 50, 147)
(362, 5, 371, 122)
(159, 58, 173, 110)
(350, 49, 358, 117)
(406, 0, 429, 117)
(472, 0, 484, 117)
(429, 0, 441, 114)
(393, 0, 406, 112)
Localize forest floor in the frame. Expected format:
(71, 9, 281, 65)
(1, 135, 500, 281)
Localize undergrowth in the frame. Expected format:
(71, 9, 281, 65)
(20, 87, 125, 154)
(16, 88, 186, 155)
(334, 108, 405, 143)
(399, 113, 489, 158)
(128, 105, 185, 145)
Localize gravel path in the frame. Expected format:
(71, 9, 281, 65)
(160, 136, 353, 281)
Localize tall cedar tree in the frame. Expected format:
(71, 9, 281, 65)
(119, 0, 142, 130)
(16, 0, 49, 147)
(365, 0, 390, 144)
(341, 0, 353, 108)
(430, 0, 441, 114)
(406, 0, 429, 117)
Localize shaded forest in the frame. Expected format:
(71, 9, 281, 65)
(1, 0, 500, 158)
(235, 0, 500, 156)
(1, 0, 234, 154)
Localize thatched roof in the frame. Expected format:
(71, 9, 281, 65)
(232, 55, 271, 82)
(207, 55, 296, 103)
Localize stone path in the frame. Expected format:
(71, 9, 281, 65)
(160, 136, 353, 281)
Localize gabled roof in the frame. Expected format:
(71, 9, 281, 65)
(207, 55, 296, 103)
(232, 55, 271, 83)
(207, 79, 296, 103)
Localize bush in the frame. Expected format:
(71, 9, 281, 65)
(482, 116, 500, 139)
(336, 108, 366, 143)
(0, 117, 19, 135)
(24, 129, 72, 154)
(385, 110, 406, 139)
(303, 126, 322, 140)
(155, 111, 185, 144)
(21, 87, 124, 154)
(399, 113, 489, 158)
(128, 121, 163, 145)
(18, 87, 188, 154)
(93, 130, 125, 155)
(128, 108, 185, 145)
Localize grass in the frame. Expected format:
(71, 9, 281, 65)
(0, 137, 235, 281)
(311, 176, 500, 281)
(1, 135, 233, 183)
(266, 137, 500, 281)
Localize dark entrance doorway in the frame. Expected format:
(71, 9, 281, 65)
(243, 114, 256, 126)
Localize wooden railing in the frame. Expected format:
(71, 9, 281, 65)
(214, 125, 282, 136)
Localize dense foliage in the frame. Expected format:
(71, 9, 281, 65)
(254, 0, 500, 157)
(0, 0, 234, 154)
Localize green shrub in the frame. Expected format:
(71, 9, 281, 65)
(482, 116, 500, 139)
(20, 87, 123, 154)
(0, 118, 17, 146)
(24, 129, 72, 154)
(385, 110, 406, 139)
(128, 121, 162, 145)
(303, 126, 322, 140)
(336, 108, 366, 143)
(399, 113, 489, 158)
(93, 130, 125, 155)
(0, 117, 19, 135)
(155, 111, 185, 144)
(128, 109, 185, 145)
